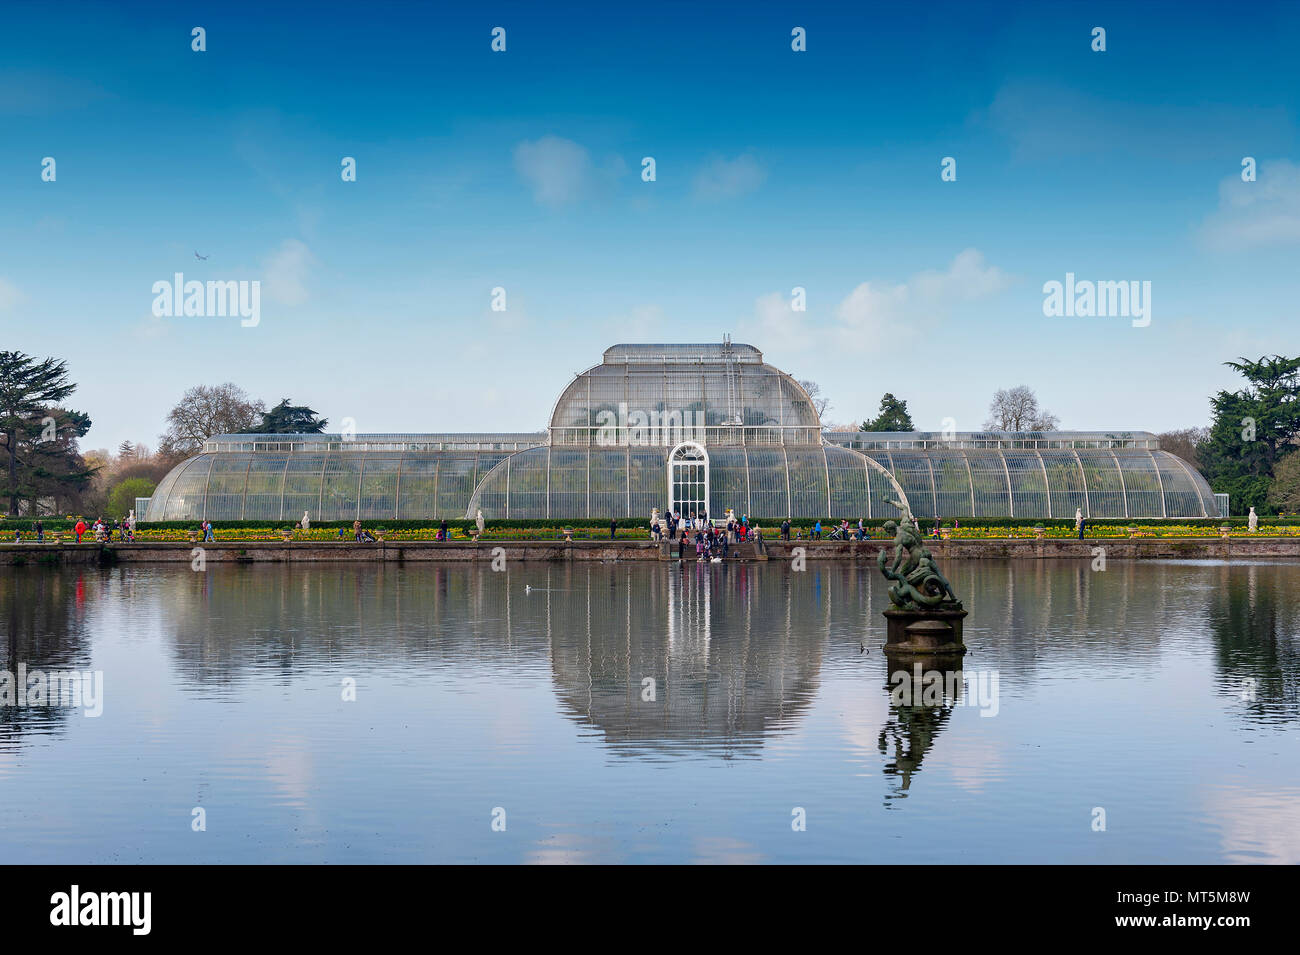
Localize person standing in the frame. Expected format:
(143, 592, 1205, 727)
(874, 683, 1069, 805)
(74, 517, 85, 543)
(35, 520, 44, 542)
(813, 520, 821, 540)
(610, 517, 617, 540)
(204, 520, 214, 542)
(439, 518, 448, 541)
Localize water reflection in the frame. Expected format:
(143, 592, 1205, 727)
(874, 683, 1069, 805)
(2, 559, 1299, 863)
(548, 562, 824, 758)
(877, 658, 963, 803)
(0, 569, 94, 744)
(1206, 563, 1300, 722)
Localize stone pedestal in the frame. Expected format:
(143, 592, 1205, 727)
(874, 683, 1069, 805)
(883, 606, 968, 655)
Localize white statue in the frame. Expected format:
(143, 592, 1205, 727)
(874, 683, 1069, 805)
(127, 509, 135, 531)
(1248, 506, 1258, 533)
(476, 509, 485, 535)
(301, 511, 311, 530)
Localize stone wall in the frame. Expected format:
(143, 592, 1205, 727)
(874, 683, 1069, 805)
(2, 536, 1300, 565)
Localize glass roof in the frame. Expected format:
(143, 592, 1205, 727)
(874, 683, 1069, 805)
(825, 431, 1162, 450)
(602, 342, 763, 363)
(549, 342, 820, 443)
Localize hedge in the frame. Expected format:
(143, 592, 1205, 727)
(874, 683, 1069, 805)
(1, 515, 1293, 532)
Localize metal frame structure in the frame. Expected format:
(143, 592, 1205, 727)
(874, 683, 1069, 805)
(145, 343, 1216, 522)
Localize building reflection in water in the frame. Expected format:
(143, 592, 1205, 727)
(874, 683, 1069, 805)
(7, 558, 1299, 765)
(547, 561, 825, 759)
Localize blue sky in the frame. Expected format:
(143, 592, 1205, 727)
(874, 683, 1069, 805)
(2, 0, 1299, 450)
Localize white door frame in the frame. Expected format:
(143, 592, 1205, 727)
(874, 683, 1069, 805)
(668, 441, 709, 518)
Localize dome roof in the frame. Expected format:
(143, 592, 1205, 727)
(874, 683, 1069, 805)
(548, 341, 822, 445)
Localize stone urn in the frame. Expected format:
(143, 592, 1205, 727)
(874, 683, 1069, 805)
(563, 527, 574, 541)
(1220, 524, 1231, 539)
(280, 528, 293, 542)
(939, 526, 952, 540)
(1033, 525, 1046, 540)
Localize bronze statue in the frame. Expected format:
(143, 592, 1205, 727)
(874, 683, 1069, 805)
(878, 519, 960, 611)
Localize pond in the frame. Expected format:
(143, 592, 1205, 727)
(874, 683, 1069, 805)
(0, 559, 1296, 863)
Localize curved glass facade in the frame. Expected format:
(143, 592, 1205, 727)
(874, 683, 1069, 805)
(461, 443, 909, 520)
(548, 342, 822, 447)
(143, 342, 1217, 522)
(857, 448, 1214, 519)
(146, 449, 516, 521)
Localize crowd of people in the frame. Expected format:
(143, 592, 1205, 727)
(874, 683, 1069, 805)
(10, 516, 138, 544)
(649, 509, 767, 562)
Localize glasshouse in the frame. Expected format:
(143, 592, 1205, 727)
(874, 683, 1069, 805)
(143, 341, 1219, 522)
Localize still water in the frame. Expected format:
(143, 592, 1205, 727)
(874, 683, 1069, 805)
(1, 559, 1297, 864)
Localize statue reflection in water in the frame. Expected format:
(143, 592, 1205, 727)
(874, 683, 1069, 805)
(877, 656, 964, 803)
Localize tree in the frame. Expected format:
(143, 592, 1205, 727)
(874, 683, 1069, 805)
(249, 399, 327, 434)
(797, 380, 831, 421)
(118, 440, 135, 459)
(861, 393, 915, 432)
(80, 443, 176, 517)
(0, 351, 94, 516)
(158, 383, 266, 457)
(1200, 355, 1300, 515)
(1157, 427, 1210, 473)
(107, 476, 156, 519)
(982, 385, 1059, 431)
(1266, 451, 1300, 515)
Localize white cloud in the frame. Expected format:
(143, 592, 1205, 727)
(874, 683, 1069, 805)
(133, 310, 170, 341)
(261, 239, 314, 306)
(738, 250, 1012, 354)
(1199, 160, 1300, 249)
(982, 81, 1292, 161)
(738, 291, 810, 354)
(514, 136, 595, 205)
(692, 153, 765, 201)
(606, 304, 666, 341)
(833, 249, 1013, 346)
(0, 277, 22, 310)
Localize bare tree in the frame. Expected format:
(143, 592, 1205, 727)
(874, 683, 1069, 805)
(797, 379, 831, 421)
(1157, 427, 1210, 472)
(982, 385, 1059, 432)
(159, 383, 266, 457)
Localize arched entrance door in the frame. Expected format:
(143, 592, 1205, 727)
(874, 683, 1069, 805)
(668, 442, 709, 519)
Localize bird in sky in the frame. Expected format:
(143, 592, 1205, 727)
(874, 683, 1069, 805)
(194, 251, 208, 260)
